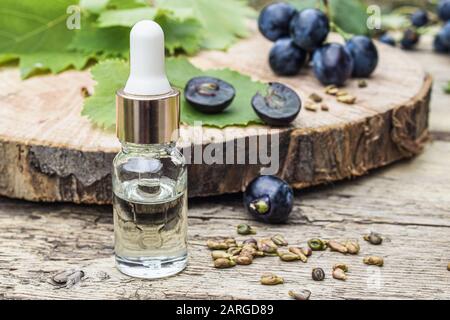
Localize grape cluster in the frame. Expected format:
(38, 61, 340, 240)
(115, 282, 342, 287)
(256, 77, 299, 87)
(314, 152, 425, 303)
(379, 1, 450, 54)
(379, 9, 428, 50)
(379, 9, 427, 50)
(258, 2, 378, 87)
(435, 0, 450, 53)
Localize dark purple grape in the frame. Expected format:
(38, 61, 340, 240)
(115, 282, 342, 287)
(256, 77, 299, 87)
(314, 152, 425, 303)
(379, 34, 396, 46)
(290, 8, 330, 51)
(438, 0, 450, 21)
(434, 32, 450, 53)
(269, 38, 307, 76)
(184, 77, 235, 114)
(345, 36, 379, 78)
(258, 2, 297, 42)
(411, 9, 429, 27)
(312, 43, 354, 86)
(400, 29, 420, 50)
(251, 82, 301, 126)
(244, 175, 294, 224)
(440, 22, 450, 47)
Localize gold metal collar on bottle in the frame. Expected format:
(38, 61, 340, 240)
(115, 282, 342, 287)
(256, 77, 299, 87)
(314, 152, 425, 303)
(116, 89, 180, 144)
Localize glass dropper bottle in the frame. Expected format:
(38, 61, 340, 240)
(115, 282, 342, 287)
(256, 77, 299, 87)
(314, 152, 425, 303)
(112, 20, 188, 279)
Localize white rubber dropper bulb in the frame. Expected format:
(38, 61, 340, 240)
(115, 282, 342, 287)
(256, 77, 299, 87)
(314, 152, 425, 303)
(124, 20, 172, 96)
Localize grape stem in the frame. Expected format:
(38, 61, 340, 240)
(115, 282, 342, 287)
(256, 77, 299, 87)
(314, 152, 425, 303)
(321, 0, 352, 41)
(330, 21, 353, 41)
(322, 0, 330, 19)
(444, 81, 450, 94)
(416, 25, 438, 36)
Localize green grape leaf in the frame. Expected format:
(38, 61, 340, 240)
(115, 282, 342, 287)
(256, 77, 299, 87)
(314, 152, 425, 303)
(79, 7, 203, 56)
(155, 12, 204, 55)
(69, 16, 130, 58)
(79, 0, 146, 13)
(444, 81, 450, 94)
(381, 13, 410, 30)
(20, 51, 91, 78)
(0, 0, 91, 78)
(82, 59, 129, 129)
(0, 54, 18, 64)
(107, 0, 148, 10)
(289, 0, 318, 10)
(97, 8, 158, 27)
(82, 58, 266, 129)
(79, 0, 110, 13)
(290, 0, 369, 35)
(330, 0, 368, 36)
(166, 57, 265, 127)
(155, 0, 255, 50)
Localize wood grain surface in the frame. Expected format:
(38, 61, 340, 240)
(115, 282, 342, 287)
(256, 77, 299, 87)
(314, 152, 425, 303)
(0, 28, 432, 204)
(0, 34, 449, 300)
(0, 140, 449, 300)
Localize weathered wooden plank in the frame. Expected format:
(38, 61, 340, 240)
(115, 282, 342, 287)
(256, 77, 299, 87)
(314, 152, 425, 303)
(0, 202, 449, 300)
(0, 30, 432, 204)
(191, 141, 450, 228)
(1, 142, 449, 300)
(412, 36, 450, 134)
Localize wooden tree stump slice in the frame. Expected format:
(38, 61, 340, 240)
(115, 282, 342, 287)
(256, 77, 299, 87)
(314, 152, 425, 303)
(0, 31, 431, 204)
